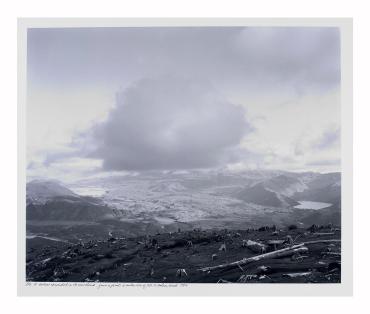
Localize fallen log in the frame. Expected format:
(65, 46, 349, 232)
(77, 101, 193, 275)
(321, 252, 341, 256)
(199, 239, 341, 273)
(304, 239, 341, 245)
(199, 243, 307, 272)
(313, 232, 335, 236)
(283, 271, 312, 278)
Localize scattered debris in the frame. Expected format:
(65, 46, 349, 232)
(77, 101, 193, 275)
(286, 235, 294, 245)
(259, 274, 272, 281)
(151, 238, 158, 247)
(26, 226, 341, 284)
(267, 239, 285, 251)
(217, 278, 232, 283)
(108, 237, 117, 243)
(219, 243, 227, 252)
(308, 224, 319, 233)
(238, 274, 258, 282)
(291, 252, 308, 262)
(176, 268, 188, 277)
(328, 262, 341, 272)
(256, 265, 271, 274)
(314, 232, 335, 236)
(245, 240, 267, 253)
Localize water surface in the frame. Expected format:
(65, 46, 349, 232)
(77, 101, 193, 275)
(294, 201, 332, 210)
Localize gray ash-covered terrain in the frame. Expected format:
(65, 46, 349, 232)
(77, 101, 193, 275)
(26, 226, 341, 283)
(26, 170, 341, 283)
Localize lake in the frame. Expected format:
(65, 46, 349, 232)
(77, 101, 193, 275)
(294, 201, 332, 210)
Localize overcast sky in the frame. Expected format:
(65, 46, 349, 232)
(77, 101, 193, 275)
(27, 27, 341, 181)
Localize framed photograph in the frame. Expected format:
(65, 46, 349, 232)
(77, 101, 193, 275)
(18, 18, 353, 296)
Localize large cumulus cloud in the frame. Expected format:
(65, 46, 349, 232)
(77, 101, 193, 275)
(91, 77, 251, 171)
(27, 27, 341, 178)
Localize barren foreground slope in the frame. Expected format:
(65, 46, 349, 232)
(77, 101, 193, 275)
(27, 225, 341, 283)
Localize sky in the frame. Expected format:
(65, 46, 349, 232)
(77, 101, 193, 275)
(26, 27, 341, 182)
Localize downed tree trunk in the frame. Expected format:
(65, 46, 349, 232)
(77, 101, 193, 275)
(321, 252, 341, 256)
(304, 239, 341, 245)
(313, 232, 335, 236)
(276, 246, 308, 258)
(283, 272, 312, 278)
(199, 243, 307, 272)
(199, 239, 341, 273)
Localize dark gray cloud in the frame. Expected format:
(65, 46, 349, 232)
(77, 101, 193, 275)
(234, 27, 340, 93)
(90, 76, 252, 171)
(28, 27, 340, 95)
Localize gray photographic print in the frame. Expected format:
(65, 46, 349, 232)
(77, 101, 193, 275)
(23, 21, 345, 287)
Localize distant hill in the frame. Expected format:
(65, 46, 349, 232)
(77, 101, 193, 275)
(26, 180, 114, 221)
(261, 174, 307, 197)
(292, 172, 341, 204)
(299, 205, 341, 226)
(234, 172, 340, 209)
(27, 180, 78, 204)
(235, 183, 299, 208)
(305, 172, 340, 189)
(26, 196, 114, 221)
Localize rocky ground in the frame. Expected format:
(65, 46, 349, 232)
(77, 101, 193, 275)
(26, 225, 341, 284)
